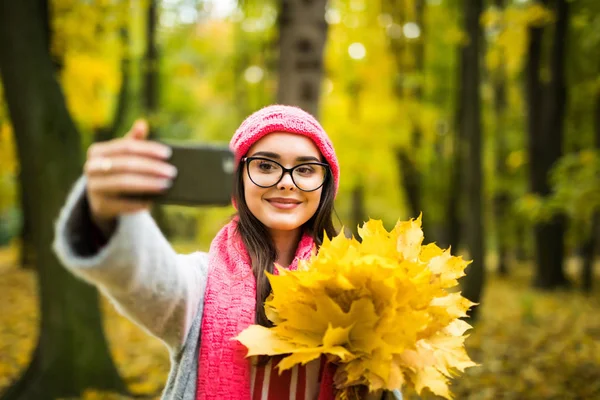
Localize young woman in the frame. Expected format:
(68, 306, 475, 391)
(54, 105, 401, 400)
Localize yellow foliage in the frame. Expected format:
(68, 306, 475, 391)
(50, 0, 127, 129)
(0, 123, 16, 175)
(321, 1, 407, 214)
(515, 193, 549, 223)
(0, 114, 17, 213)
(61, 52, 121, 128)
(236, 216, 477, 399)
(51, 0, 128, 57)
(506, 149, 526, 171)
(524, 3, 555, 27)
(443, 27, 468, 46)
(483, 3, 554, 78)
(579, 149, 596, 166)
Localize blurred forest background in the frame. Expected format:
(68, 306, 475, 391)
(0, 0, 599, 399)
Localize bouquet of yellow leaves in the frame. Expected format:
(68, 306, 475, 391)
(235, 216, 477, 399)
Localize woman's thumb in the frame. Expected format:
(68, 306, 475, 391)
(126, 119, 149, 140)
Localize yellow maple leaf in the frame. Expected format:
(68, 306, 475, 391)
(394, 214, 425, 262)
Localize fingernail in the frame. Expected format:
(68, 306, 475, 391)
(162, 179, 173, 189)
(133, 120, 144, 132)
(165, 165, 178, 177)
(162, 146, 173, 159)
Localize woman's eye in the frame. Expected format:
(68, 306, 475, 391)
(258, 161, 276, 171)
(296, 166, 314, 175)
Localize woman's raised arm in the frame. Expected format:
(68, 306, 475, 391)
(52, 121, 209, 353)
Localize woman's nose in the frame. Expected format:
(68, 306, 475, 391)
(277, 171, 295, 190)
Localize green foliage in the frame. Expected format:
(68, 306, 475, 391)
(565, 0, 600, 152)
(156, 0, 277, 143)
(516, 150, 600, 243)
(0, 207, 21, 246)
(547, 150, 600, 226)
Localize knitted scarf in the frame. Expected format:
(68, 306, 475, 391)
(196, 218, 336, 400)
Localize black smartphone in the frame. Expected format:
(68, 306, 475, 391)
(127, 142, 235, 207)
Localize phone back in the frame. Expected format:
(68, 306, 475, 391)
(155, 143, 235, 206)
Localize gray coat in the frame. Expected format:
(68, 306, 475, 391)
(52, 177, 402, 400)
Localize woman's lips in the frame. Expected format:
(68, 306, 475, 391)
(266, 198, 301, 210)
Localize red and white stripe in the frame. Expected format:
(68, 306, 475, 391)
(251, 356, 323, 400)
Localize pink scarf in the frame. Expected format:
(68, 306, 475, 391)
(196, 219, 336, 400)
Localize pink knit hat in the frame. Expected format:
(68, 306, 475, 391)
(230, 105, 340, 196)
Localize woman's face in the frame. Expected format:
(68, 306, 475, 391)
(243, 132, 324, 235)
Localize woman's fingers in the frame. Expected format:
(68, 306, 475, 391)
(84, 119, 172, 220)
(125, 119, 150, 140)
(85, 155, 178, 179)
(88, 173, 173, 195)
(87, 137, 172, 161)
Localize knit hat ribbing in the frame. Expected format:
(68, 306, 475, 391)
(229, 105, 340, 196)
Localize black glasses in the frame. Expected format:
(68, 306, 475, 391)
(241, 156, 330, 192)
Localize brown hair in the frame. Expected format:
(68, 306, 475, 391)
(232, 159, 337, 327)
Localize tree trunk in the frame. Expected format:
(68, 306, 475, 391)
(446, 134, 462, 252)
(581, 84, 600, 292)
(144, 0, 159, 118)
(350, 184, 366, 240)
(580, 217, 596, 293)
(447, 0, 467, 253)
(0, 1, 126, 398)
(233, 22, 251, 122)
(18, 169, 35, 269)
(18, 0, 63, 269)
(514, 222, 529, 261)
(396, 150, 421, 219)
(458, 0, 485, 320)
(527, 0, 569, 289)
(277, 0, 328, 118)
(143, 0, 170, 237)
(396, 0, 426, 223)
(94, 27, 130, 143)
(595, 84, 600, 158)
(344, 73, 367, 241)
(446, 158, 462, 252)
(492, 0, 510, 276)
(381, 0, 407, 91)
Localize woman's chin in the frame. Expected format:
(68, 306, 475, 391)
(262, 216, 306, 233)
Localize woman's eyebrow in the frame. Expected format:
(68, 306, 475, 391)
(251, 151, 321, 163)
(296, 156, 321, 162)
(251, 151, 280, 159)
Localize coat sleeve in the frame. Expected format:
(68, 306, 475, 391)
(52, 176, 210, 352)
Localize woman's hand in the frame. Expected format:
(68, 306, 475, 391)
(84, 120, 177, 231)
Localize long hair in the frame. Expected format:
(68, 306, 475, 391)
(232, 159, 337, 327)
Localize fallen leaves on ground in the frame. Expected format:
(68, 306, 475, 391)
(0, 243, 168, 399)
(0, 244, 599, 399)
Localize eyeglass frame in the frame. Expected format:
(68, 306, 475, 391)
(240, 156, 331, 192)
